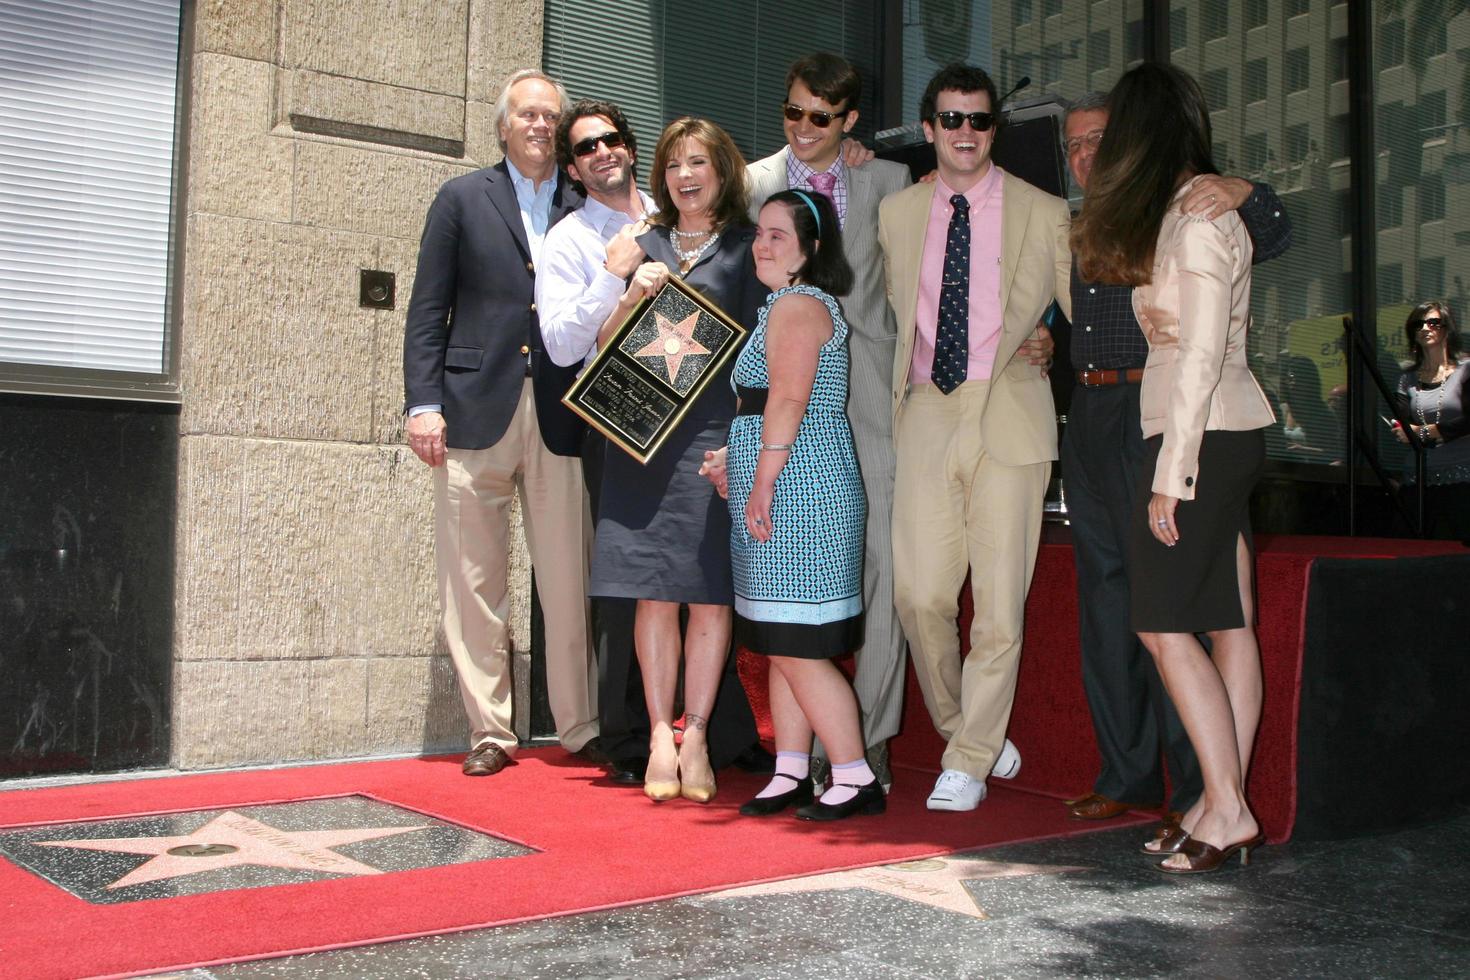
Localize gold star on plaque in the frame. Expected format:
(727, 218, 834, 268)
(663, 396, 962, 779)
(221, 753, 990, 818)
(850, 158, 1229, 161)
(634, 310, 709, 384)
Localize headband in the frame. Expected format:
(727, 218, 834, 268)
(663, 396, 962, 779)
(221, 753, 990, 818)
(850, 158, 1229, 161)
(791, 189, 822, 237)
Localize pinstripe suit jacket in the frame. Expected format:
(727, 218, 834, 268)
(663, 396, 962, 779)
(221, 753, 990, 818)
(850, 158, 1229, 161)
(746, 148, 913, 443)
(879, 169, 1073, 466)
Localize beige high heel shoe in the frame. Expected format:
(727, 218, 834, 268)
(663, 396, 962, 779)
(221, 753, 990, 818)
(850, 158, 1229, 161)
(644, 736, 680, 802)
(678, 738, 716, 804)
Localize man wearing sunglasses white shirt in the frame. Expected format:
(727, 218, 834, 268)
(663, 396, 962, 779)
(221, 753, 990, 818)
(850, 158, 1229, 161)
(879, 64, 1072, 812)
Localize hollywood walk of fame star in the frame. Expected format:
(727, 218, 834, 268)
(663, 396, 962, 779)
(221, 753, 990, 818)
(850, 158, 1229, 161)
(712, 856, 1089, 919)
(633, 309, 709, 385)
(36, 810, 427, 890)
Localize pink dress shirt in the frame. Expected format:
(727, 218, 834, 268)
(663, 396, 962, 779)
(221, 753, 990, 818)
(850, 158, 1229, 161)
(909, 166, 1005, 385)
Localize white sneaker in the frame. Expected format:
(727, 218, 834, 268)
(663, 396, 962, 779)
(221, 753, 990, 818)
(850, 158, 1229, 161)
(926, 769, 987, 811)
(990, 738, 1022, 780)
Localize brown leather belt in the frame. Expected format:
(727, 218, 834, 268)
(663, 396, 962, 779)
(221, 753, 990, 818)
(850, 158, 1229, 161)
(1076, 368, 1145, 387)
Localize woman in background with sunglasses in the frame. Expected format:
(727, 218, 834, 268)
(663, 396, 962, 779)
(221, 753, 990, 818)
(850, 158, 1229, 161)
(590, 117, 766, 805)
(1391, 301, 1470, 541)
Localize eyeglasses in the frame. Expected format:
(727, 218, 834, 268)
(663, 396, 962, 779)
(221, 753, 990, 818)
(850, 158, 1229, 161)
(1419, 317, 1445, 328)
(782, 104, 850, 128)
(1063, 129, 1106, 155)
(571, 131, 626, 157)
(934, 110, 996, 132)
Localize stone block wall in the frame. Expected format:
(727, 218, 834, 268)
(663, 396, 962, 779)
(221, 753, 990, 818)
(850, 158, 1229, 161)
(174, 0, 544, 768)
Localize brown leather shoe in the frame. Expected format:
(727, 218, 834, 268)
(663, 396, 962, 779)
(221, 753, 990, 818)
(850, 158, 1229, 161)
(462, 743, 511, 776)
(1066, 792, 1158, 820)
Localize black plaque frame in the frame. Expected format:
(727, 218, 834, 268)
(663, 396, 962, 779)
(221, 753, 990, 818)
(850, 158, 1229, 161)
(562, 276, 746, 464)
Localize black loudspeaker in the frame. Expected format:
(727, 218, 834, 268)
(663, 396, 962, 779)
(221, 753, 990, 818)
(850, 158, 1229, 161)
(873, 97, 1069, 199)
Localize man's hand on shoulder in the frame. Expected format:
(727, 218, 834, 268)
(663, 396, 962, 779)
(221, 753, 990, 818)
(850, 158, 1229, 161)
(604, 221, 647, 279)
(840, 138, 876, 168)
(1181, 175, 1252, 220)
(407, 411, 447, 467)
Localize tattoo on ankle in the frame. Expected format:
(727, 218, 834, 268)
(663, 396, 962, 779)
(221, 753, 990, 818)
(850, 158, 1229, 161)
(684, 713, 708, 732)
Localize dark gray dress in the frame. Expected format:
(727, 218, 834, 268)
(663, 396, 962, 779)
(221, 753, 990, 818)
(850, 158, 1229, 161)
(589, 223, 766, 603)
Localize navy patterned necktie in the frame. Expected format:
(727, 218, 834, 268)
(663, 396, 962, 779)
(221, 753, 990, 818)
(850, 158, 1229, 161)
(932, 193, 970, 394)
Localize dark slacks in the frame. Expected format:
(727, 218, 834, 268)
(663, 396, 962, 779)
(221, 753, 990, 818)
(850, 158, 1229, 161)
(583, 432, 760, 767)
(1062, 383, 1200, 810)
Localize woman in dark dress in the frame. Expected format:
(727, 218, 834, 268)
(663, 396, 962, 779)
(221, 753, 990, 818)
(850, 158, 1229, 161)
(590, 118, 765, 804)
(1073, 64, 1275, 873)
(1392, 301, 1470, 541)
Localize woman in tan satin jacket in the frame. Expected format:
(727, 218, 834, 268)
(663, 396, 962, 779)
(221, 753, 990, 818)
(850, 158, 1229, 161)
(1072, 63, 1274, 875)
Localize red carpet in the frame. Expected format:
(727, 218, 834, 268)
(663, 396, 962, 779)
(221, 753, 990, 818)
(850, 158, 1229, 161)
(0, 750, 1148, 980)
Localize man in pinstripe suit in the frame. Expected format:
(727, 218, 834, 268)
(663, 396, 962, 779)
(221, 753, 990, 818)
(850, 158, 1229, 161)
(746, 53, 913, 791)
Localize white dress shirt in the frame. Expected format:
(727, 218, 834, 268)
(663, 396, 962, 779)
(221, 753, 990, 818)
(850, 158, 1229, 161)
(536, 189, 654, 369)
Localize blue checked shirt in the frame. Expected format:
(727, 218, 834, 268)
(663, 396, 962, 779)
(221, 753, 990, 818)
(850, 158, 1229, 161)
(1070, 181, 1293, 371)
(785, 154, 849, 228)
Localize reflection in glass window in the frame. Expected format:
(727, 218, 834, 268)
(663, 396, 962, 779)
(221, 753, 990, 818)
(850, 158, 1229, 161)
(1204, 5, 1228, 40)
(1171, 8, 1188, 50)
(1420, 175, 1446, 222)
(1245, 58, 1268, 102)
(1380, 21, 1406, 69)
(1203, 68, 1229, 111)
(1246, 0, 1269, 29)
(1286, 48, 1310, 93)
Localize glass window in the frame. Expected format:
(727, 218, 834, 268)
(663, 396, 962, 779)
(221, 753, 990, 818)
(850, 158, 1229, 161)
(1243, 132, 1268, 172)
(1286, 48, 1310, 93)
(1420, 257, 1445, 297)
(1286, 123, 1311, 164)
(1378, 264, 1404, 304)
(1202, 68, 1229, 111)
(546, 0, 883, 167)
(1043, 0, 1062, 17)
(1204, 6, 1228, 41)
(1419, 90, 1447, 135)
(1125, 19, 1145, 63)
(1246, 0, 1269, 29)
(1332, 37, 1350, 82)
(1286, 0, 1312, 17)
(1379, 21, 1406, 69)
(1088, 30, 1110, 74)
(1420, 174, 1446, 221)
(1245, 58, 1268, 102)
(1171, 8, 1189, 51)
(1379, 187, 1403, 229)
(1329, 113, 1351, 159)
(0, 0, 183, 400)
(1014, 0, 1033, 25)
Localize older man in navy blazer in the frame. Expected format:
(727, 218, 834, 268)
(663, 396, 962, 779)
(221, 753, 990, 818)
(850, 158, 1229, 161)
(403, 69, 600, 777)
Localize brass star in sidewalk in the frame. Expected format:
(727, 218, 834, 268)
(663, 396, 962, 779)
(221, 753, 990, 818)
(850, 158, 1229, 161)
(634, 309, 709, 384)
(36, 810, 427, 890)
(713, 856, 1088, 919)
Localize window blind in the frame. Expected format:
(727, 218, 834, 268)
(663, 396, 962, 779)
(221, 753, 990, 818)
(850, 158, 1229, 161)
(0, 0, 182, 390)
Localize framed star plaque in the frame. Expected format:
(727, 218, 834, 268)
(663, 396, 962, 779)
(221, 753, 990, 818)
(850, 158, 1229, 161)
(562, 275, 747, 464)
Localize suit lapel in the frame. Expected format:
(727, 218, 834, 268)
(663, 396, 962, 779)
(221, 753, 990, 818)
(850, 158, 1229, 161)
(484, 163, 531, 262)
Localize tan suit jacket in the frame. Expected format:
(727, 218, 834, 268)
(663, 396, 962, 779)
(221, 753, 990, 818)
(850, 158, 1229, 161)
(879, 170, 1072, 466)
(1132, 179, 1276, 500)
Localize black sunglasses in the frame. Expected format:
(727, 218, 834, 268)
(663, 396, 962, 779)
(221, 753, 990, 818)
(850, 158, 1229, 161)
(934, 110, 996, 132)
(782, 103, 850, 128)
(571, 131, 626, 157)
(1419, 317, 1445, 328)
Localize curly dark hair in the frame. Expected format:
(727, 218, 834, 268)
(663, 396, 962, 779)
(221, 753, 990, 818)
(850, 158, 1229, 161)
(919, 63, 1002, 132)
(553, 99, 638, 193)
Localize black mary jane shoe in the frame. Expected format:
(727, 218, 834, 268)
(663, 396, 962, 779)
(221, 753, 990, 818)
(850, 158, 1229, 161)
(794, 781, 886, 822)
(739, 776, 814, 816)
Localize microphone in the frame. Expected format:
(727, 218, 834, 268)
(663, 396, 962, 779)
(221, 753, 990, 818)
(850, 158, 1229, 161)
(999, 75, 1031, 110)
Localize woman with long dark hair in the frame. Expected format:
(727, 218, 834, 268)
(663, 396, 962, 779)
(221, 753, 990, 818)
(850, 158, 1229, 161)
(1072, 63, 1276, 873)
(1392, 300, 1470, 540)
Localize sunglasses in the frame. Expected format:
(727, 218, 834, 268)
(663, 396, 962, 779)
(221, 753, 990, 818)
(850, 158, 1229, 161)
(571, 130, 626, 157)
(1419, 317, 1445, 328)
(934, 110, 996, 132)
(782, 104, 850, 128)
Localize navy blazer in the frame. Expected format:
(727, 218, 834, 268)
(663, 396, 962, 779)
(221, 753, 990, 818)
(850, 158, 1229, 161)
(403, 162, 587, 456)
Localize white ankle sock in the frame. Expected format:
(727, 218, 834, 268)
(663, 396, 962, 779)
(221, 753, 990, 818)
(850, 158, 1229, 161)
(756, 751, 810, 798)
(820, 759, 875, 805)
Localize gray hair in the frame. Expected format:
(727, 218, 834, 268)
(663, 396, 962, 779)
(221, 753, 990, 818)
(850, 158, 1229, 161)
(1064, 91, 1108, 124)
(493, 69, 570, 151)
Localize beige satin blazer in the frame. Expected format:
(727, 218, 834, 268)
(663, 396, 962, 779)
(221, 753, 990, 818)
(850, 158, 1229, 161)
(879, 171, 1073, 466)
(1133, 177, 1276, 500)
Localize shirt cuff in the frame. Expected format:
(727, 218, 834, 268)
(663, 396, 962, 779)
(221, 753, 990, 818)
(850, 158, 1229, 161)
(407, 404, 442, 417)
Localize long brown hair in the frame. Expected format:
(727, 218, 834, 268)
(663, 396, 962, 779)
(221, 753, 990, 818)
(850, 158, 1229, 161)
(1070, 63, 1217, 285)
(648, 117, 750, 231)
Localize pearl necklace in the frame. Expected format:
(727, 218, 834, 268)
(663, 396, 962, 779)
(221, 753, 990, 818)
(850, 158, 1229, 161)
(670, 225, 718, 267)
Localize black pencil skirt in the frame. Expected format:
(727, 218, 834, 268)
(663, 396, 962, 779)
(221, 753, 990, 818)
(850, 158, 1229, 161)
(1128, 428, 1266, 634)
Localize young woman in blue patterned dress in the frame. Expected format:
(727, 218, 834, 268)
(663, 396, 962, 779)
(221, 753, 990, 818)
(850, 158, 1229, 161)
(706, 189, 880, 821)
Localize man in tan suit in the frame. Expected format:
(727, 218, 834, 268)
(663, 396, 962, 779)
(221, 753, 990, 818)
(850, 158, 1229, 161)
(879, 64, 1071, 811)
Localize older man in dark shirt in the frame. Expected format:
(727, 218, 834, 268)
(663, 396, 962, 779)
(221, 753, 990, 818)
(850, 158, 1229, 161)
(1059, 92, 1293, 827)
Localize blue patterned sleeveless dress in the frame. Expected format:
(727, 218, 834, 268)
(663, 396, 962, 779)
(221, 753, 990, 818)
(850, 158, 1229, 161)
(727, 284, 865, 658)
